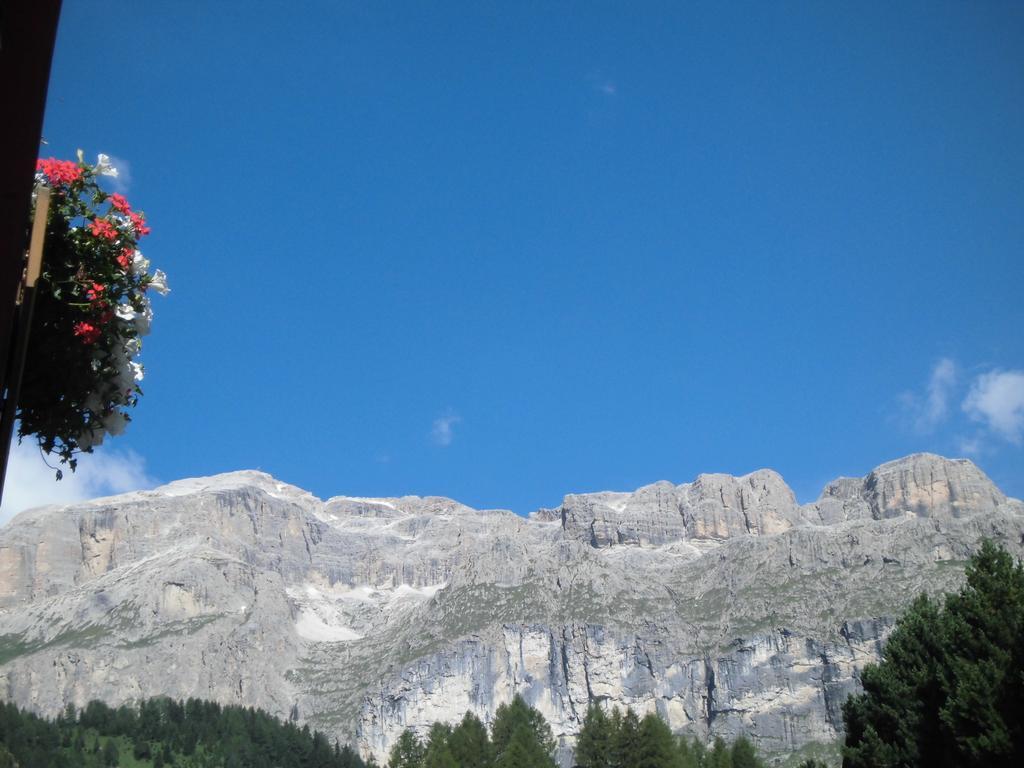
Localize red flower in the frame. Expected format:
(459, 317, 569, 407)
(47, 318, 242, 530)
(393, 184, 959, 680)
(129, 211, 151, 236)
(109, 193, 132, 213)
(85, 282, 106, 301)
(116, 248, 133, 270)
(36, 158, 82, 186)
(73, 322, 101, 344)
(89, 218, 118, 240)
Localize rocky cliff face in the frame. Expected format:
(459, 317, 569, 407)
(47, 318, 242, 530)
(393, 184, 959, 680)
(0, 454, 1020, 764)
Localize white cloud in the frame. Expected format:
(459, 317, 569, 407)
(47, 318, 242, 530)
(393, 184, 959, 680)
(586, 70, 619, 98)
(900, 357, 957, 432)
(431, 413, 461, 447)
(963, 369, 1024, 444)
(0, 439, 156, 525)
(921, 358, 957, 430)
(958, 435, 983, 456)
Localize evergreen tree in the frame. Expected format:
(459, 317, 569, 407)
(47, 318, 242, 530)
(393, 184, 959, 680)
(182, 728, 198, 756)
(496, 724, 558, 768)
(490, 695, 556, 768)
(101, 738, 119, 767)
(424, 723, 457, 768)
(57, 702, 76, 728)
(636, 713, 677, 768)
(448, 711, 493, 768)
(842, 593, 946, 767)
(576, 704, 613, 768)
(611, 709, 642, 768)
(842, 540, 1024, 768)
(941, 541, 1024, 764)
(388, 730, 426, 768)
(133, 738, 153, 759)
(707, 737, 731, 768)
(729, 736, 762, 768)
(425, 745, 458, 768)
(342, 744, 369, 768)
(675, 735, 699, 768)
(494, 730, 532, 768)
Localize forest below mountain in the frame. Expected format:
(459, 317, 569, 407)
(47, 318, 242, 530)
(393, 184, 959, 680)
(0, 694, 784, 768)
(0, 542, 1020, 768)
(0, 697, 367, 768)
(385, 696, 791, 768)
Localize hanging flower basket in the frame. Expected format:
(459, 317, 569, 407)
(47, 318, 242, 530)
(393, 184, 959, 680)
(17, 152, 169, 475)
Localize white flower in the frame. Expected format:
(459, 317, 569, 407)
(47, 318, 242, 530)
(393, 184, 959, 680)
(125, 337, 141, 356)
(113, 366, 134, 396)
(95, 154, 119, 178)
(84, 392, 103, 414)
(131, 250, 150, 274)
(115, 303, 137, 322)
(102, 410, 128, 436)
(148, 269, 170, 295)
(77, 425, 105, 450)
(129, 361, 144, 382)
(134, 303, 153, 336)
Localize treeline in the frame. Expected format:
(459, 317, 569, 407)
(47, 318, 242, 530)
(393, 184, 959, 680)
(386, 695, 796, 768)
(575, 705, 774, 768)
(0, 697, 370, 768)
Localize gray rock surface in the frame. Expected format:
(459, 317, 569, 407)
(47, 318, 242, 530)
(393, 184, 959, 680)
(0, 454, 1020, 764)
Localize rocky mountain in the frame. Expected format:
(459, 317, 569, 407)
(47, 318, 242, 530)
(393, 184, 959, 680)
(0, 453, 1020, 764)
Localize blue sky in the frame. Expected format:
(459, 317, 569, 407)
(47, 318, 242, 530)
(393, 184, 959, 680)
(5, 0, 1023, 518)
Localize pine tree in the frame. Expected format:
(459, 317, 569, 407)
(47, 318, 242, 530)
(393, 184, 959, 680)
(636, 713, 677, 768)
(842, 593, 946, 767)
(576, 704, 613, 768)
(388, 730, 426, 768)
(449, 711, 493, 768)
(341, 745, 367, 768)
(102, 738, 119, 767)
(134, 738, 153, 759)
(611, 709, 642, 768)
(496, 724, 557, 768)
(424, 723, 457, 768)
(490, 695, 556, 768)
(842, 540, 1024, 768)
(183, 728, 198, 756)
(729, 736, 761, 768)
(675, 735, 698, 768)
(495, 731, 533, 768)
(707, 737, 731, 768)
(940, 541, 1024, 765)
